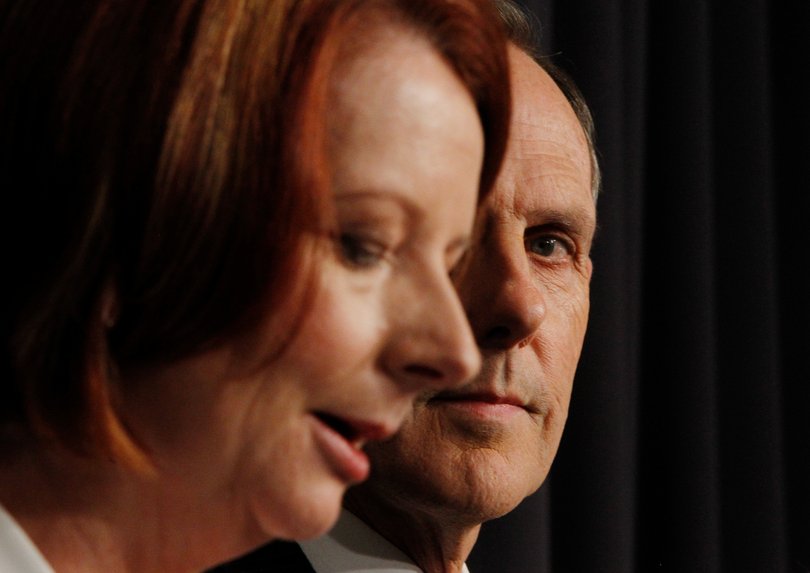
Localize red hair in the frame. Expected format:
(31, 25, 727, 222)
(0, 0, 510, 464)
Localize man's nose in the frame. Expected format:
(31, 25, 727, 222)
(459, 242, 547, 351)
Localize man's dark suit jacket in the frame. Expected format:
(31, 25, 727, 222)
(209, 541, 316, 573)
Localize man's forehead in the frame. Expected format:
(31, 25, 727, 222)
(497, 55, 593, 216)
(507, 45, 599, 203)
(486, 183, 595, 237)
(495, 130, 593, 219)
(487, 148, 595, 240)
(509, 49, 570, 118)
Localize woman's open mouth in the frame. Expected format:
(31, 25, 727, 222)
(310, 411, 395, 483)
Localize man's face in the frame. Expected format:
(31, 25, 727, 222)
(348, 46, 597, 524)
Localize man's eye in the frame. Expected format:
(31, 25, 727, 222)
(339, 234, 385, 268)
(527, 236, 569, 259)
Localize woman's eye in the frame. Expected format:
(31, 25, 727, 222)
(527, 235, 571, 259)
(339, 234, 385, 268)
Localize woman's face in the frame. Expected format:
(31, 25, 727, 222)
(120, 28, 486, 549)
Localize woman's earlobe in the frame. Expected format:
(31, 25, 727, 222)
(100, 279, 119, 329)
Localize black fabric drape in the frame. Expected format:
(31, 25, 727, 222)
(468, 1, 810, 571)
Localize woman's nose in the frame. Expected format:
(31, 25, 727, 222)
(384, 270, 481, 392)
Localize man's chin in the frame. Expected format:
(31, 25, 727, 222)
(381, 448, 546, 524)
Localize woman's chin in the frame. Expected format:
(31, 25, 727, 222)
(255, 478, 347, 541)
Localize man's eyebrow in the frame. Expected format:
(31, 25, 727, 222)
(524, 207, 596, 236)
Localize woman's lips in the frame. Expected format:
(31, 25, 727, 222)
(310, 412, 394, 484)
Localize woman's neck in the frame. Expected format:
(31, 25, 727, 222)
(0, 444, 254, 573)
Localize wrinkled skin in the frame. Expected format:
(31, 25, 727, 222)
(346, 46, 597, 573)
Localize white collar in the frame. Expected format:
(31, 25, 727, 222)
(0, 504, 55, 573)
(300, 509, 470, 573)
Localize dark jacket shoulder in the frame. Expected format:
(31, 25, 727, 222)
(207, 541, 316, 573)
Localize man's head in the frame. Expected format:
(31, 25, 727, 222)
(345, 37, 598, 534)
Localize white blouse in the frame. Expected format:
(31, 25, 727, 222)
(0, 504, 55, 573)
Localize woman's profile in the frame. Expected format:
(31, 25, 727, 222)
(0, 0, 510, 571)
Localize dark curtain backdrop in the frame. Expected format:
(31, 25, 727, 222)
(468, 1, 810, 572)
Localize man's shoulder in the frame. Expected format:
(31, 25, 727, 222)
(208, 540, 316, 573)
